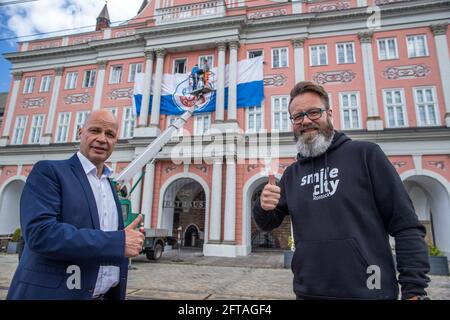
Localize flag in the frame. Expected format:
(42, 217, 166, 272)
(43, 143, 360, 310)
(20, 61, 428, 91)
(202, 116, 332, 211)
(226, 55, 264, 108)
(156, 56, 264, 115)
(159, 69, 217, 115)
(133, 72, 144, 117)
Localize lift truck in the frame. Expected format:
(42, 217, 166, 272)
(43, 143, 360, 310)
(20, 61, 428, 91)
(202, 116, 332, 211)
(113, 79, 212, 260)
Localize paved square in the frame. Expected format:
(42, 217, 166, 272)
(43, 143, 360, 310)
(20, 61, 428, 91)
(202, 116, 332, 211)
(1, 251, 449, 300)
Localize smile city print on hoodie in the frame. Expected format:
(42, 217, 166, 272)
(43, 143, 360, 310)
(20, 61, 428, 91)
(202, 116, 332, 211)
(253, 131, 430, 300)
(300, 166, 339, 201)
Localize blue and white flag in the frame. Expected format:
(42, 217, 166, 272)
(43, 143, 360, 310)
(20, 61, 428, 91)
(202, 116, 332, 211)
(226, 55, 264, 109)
(156, 56, 264, 115)
(160, 71, 217, 115)
(133, 72, 144, 117)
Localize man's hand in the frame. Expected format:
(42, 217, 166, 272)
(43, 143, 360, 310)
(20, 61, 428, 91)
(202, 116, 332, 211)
(260, 174, 281, 211)
(124, 214, 145, 258)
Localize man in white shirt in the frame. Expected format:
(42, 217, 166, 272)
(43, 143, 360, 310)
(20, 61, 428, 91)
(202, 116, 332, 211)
(8, 110, 144, 300)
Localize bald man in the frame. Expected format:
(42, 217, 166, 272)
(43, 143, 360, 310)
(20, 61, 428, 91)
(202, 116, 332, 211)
(7, 110, 144, 300)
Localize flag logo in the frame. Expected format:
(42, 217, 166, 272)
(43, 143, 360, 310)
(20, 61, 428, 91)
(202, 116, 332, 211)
(171, 73, 216, 113)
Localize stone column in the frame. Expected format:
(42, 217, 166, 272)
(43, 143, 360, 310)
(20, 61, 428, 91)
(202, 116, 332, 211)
(227, 41, 239, 122)
(215, 41, 226, 122)
(358, 31, 383, 131)
(138, 50, 154, 127)
(150, 48, 166, 128)
(223, 155, 236, 243)
(0, 72, 23, 146)
(93, 60, 107, 110)
(209, 158, 223, 242)
(41, 67, 64, 144)
(431, 24, 450, 127)
(141, 162, 155, 229)
(292, 38, 306, 83)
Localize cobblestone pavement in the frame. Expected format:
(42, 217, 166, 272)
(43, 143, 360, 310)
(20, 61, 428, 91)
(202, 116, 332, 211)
(1, 250, 449, 300)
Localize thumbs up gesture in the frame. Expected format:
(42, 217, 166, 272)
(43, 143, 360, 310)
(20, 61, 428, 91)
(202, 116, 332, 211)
(124, 214, 145, 258)
(260, 174, 281, 211)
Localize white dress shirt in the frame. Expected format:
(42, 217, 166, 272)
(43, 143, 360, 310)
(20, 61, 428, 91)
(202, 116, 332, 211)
(77, 152, 120, 297)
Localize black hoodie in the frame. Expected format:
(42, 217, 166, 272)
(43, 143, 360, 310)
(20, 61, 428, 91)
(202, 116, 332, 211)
(253, 131, 430, 300)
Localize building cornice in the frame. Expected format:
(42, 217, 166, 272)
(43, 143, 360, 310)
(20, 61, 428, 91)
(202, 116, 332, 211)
(137, 15, 248, 39)
(341, 127, 450, 144)
(258, 127, 450, 146)
(4, 35, 145, 63)
(247, 0, 449, 30)
(1, 127, 449, 164)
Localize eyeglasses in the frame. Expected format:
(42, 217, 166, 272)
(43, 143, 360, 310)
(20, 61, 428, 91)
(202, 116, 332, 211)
(289, 108, 326, 125)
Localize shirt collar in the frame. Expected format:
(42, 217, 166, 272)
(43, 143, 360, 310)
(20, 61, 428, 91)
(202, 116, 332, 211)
(77, 151, 112, 177)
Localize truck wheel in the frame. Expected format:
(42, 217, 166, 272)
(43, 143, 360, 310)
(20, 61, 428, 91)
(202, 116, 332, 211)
(146, 250, 154, 260)
(146, 243, 163, 260)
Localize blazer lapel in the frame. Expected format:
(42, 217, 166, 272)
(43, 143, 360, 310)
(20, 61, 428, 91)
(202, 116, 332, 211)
(69, 154, 100, 230)
(109, 178, 124, 230)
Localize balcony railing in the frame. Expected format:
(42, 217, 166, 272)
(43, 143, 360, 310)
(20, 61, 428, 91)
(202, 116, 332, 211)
(155, 0, 226, 25)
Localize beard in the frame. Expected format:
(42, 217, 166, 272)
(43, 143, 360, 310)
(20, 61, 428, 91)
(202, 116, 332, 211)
(294, 116, 335, 158)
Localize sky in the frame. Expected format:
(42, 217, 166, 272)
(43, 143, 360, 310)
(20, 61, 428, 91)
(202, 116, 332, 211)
(0, 0, 145, 93)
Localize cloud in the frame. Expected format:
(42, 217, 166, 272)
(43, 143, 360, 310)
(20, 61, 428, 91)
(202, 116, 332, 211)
(2, 0, 144, 41)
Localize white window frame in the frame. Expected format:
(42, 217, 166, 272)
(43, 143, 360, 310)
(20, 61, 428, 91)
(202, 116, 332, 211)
(55, 112, 71, 143)
(271, 47, 288, 68)
(382, 89, 408, 128)
(121, 107, 136, 139)
(64, 72, 78, 89)
(193, 113, 211, 136)
(172, 58, 187, 74)
(271, 96, 291, 132)
(82, 69, 97, 88)
(413, 86, 440, 127)
(39, 75, 52, 93)
(246, 103, 264, 133)
(339, 92, 362, 130)
(247, 50, 264, 59)
(28, 114, 45, 144)
(327, 92, 333, 110)
(23, 77, 35, 94)
(128, 63, 143, 82)
(377, 37, 399, 60)
(309, 44, 328, 66)
(72, 111, 90, 142)
(198, 55, 214, 69)
(12, 115, 27, 145)
(167, 115, 183, 137)
(109, 65, 123, 84)
(336, 42, 355, 64)
(407, 35, 429, 58)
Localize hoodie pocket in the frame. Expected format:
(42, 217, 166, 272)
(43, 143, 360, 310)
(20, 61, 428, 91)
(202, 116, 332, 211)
(292, 238, 371, 299)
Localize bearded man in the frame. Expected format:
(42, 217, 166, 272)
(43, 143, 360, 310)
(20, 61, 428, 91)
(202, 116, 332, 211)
(253, 81, 430, 300)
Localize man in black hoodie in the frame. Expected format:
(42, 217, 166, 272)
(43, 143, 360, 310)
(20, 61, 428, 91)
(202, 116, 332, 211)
(253, 81, 430, 300)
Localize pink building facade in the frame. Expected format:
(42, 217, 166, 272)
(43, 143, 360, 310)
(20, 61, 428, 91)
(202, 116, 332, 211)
(0, 0, 449, 257)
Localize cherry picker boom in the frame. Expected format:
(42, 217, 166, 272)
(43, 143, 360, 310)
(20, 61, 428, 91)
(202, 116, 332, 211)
(114, 105, 195, 187)
(112, 83, 212, 260)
